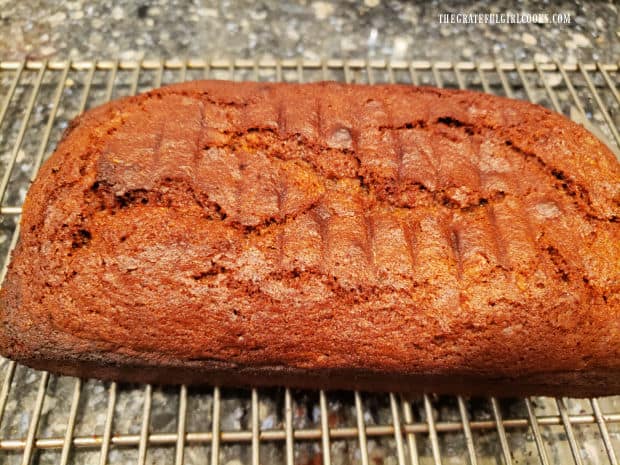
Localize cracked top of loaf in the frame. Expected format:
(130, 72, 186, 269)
(1, 81, 619, 392)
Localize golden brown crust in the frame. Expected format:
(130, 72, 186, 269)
(1, 81, 619, 396)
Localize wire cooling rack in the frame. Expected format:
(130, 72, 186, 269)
(0, 58, 619, 465)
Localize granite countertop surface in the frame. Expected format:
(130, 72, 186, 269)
(0, 0, 618, 63)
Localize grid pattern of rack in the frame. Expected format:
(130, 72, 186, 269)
(0, 58, 619, 465)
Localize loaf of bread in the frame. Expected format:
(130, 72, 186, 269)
(1, 81, 619, 397)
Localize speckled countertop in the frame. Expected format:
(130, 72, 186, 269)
(0, 0, 618, 63)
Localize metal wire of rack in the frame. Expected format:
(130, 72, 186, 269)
(0, 58, 618, 465)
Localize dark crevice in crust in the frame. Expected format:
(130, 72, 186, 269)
(378, 120, 427, 131)
(449, 227, 464, 283)
(66, 179, 322, 250)
(543, 245, 571, 283)
(503, 140, 604, 220)
(437, 116, 612, 222)
(430, 116, 612, 222)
